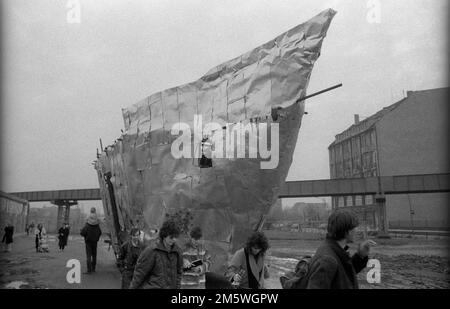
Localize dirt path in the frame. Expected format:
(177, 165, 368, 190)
(264, 231, 450, 289)
(358, 253, 449, 289)
(2, 232, 449, 289)
(0, 234, 121, 289)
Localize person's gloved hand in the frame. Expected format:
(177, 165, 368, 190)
(357, 239, 377, 257)
(183, 259, 192, 269)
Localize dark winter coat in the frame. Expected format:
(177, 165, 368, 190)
(2, 226, 14, 244)
(129, 240, 182, 289)
(58, 227, 70, 246)
(80, 223, 102, 243)
(118, 240, 144, 271)
(306, 237, 368, 289)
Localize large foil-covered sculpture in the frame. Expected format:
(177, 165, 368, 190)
(95, 9, 336, 273)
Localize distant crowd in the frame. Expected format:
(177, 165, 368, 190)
(2, 208, 375, 289)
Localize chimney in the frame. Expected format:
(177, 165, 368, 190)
(354, 114, 360, 125)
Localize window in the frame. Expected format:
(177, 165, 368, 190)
(352, 157, 361, 173)
(330, 163, 335, 179)
(351, 137, 359, 158)
(343, 141, 351, 159)
(363, 152, 373, 170)
(346, 196, 354, 206)
(336, 145, 342, 161)
(371, 130, 376, 146)
(336, 163, 343, 178)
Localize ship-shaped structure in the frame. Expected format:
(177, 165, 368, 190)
(95, 9, 336, 273)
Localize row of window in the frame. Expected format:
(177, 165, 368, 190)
(333, 195, 375, 207)
(330, 151, 377, 179)
(330, 167, 378, 179)
(330, 130, 377, 163)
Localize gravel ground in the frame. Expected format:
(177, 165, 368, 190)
(264, 230, 450, 289)
(1, 231, 449, 289)
(0, 234, 120, 289)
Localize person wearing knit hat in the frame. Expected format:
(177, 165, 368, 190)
(80, 207, 102, 274)
(87, 207, 99, 225)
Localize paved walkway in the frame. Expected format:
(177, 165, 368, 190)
(0, 234, 121, 289)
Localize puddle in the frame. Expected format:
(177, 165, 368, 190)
(4, 281, 30, 289)
(266, 256, 299, 275)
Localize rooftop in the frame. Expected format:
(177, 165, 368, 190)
(329, 86, 449, 148)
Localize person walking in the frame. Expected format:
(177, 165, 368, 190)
(58, 223, 70, 251)
(305, 209, 376, 289)
(80, 207, 102, 274)
(118, 228, 144, 289)
(35, 223, 49, 253)
(40, 225, 49, 252)
(225, 231, 270, 289)
(35, 223, 44, 252)
(181, 226, 212, 289)
(2, 223, 14, 252)
(129, 220, 183, 289)
(29, 222, 35, 237)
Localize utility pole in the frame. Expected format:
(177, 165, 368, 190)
(407, 194, 415, 237)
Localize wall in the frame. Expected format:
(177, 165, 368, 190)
(376, 88, 450, 229)
(0, 195, 27, 233)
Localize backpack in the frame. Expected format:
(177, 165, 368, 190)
(279, 255, 312, 289)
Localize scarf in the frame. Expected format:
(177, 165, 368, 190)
(244, 248, 265, 289)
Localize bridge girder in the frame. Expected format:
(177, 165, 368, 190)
(8, 173, 450, 201)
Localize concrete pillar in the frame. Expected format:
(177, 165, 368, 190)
(52, 200, 77, 231)
(64, 205, 71, 225)
(57, 205, 65, 230)
(375, 194, 389, 237)
(25, 202, 30, 227)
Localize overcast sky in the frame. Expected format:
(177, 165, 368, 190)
(1, 0, 448, 210)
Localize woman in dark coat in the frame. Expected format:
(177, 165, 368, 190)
(58, 223, 70, 251)
(35, 223, 43, 252)
(2, 223, 14, 252)
(225, 231, 270, 289)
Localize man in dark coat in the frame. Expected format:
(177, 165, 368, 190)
(306, 209, 376, 289)
(2, 223, 14, 252)
(58, 223, 70, 251)
(129, 220, 183, 289)
(80, 208, 102, 274)
(118, 228, 144, 289)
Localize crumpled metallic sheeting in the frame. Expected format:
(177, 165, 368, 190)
(122, 9, 336, 132)
(95, 9, 336, 273)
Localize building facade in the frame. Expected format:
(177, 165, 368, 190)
(329, 87, 449, 231)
